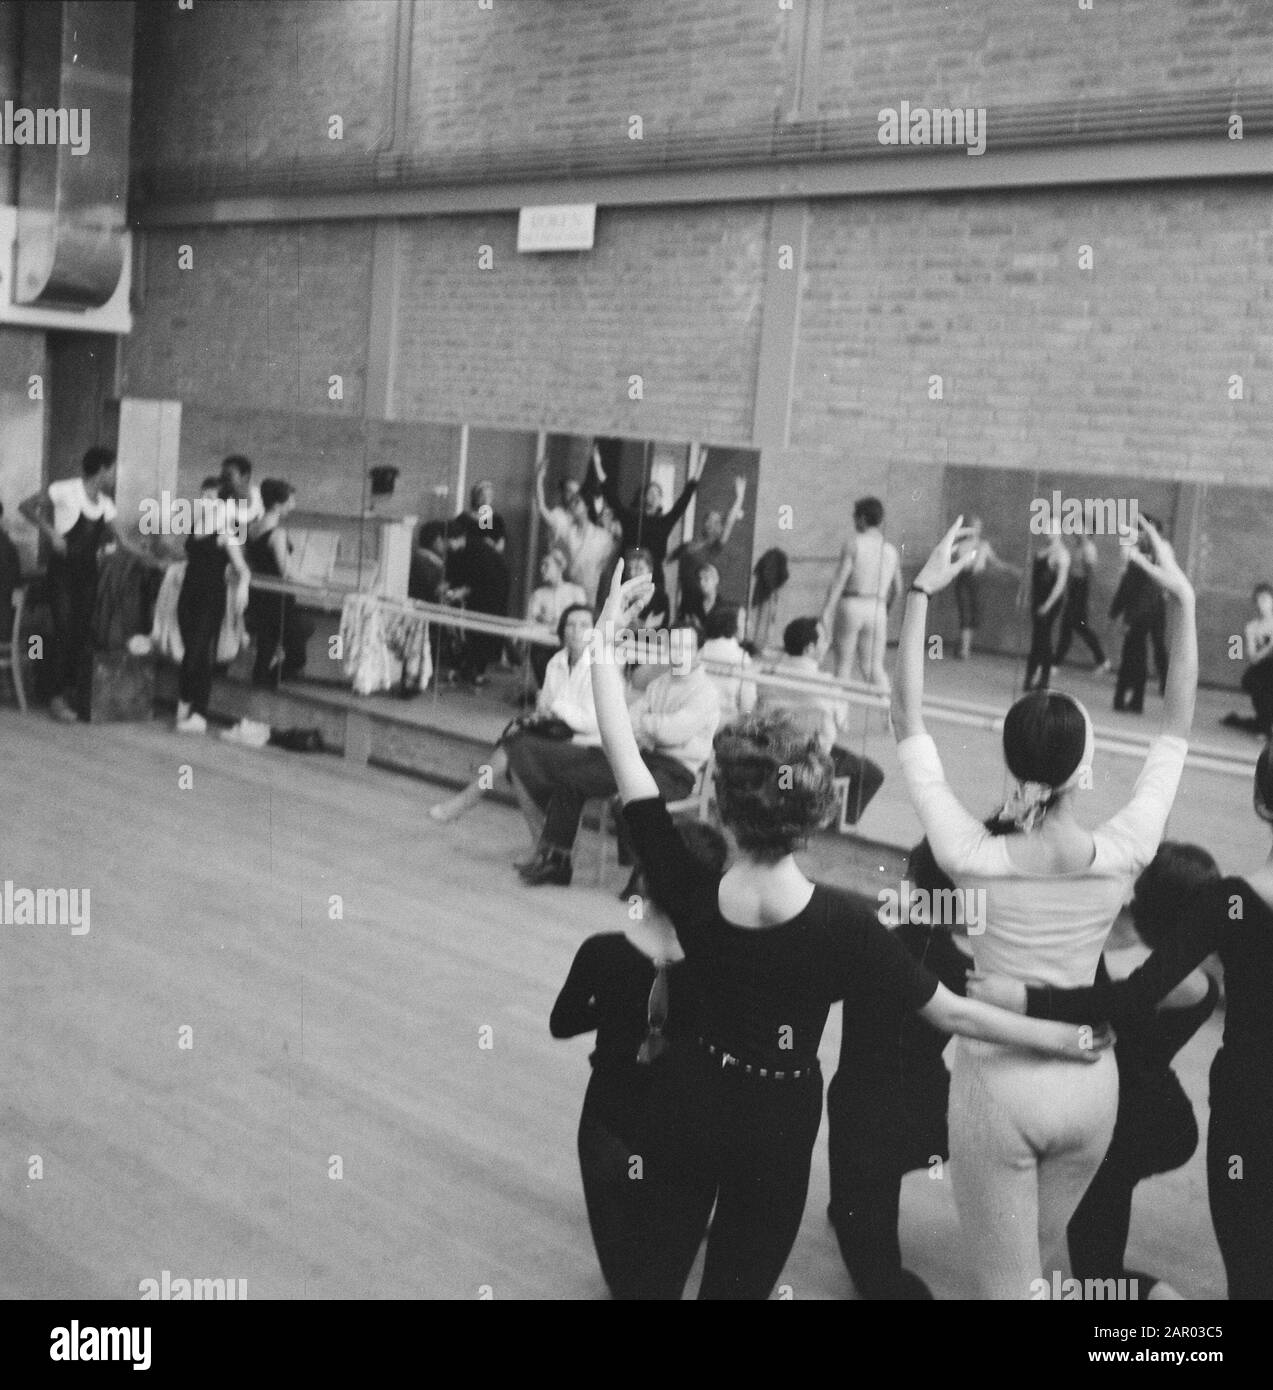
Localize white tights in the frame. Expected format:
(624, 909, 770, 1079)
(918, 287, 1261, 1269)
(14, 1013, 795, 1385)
(950, 1038, 1119, 1300)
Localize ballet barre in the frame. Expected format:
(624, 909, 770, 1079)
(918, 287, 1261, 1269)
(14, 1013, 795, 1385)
(247, 577, 1254, 778)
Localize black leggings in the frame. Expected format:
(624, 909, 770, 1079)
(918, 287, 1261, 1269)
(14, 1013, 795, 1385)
(1206, 1070, 1273, 1300)
(1115, 618, 1168, 712)
(954, 571, 980, 630)
(1025, 607, 1059, 690)
(47, 559, 97, 712)
(1054, 577, 1106, 667)
(1241, 662, 1273, 734)
(1068, 1077, 1198, 1293)
(826, 1085, 948, 1299)
(646, 1047, 824, 1300)
(576, 1078, 688, 1300)
(249, 592, 313, 685)
(177, 581, 226, 717)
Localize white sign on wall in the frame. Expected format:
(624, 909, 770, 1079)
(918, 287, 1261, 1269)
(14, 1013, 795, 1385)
(517, 204, 597, 253)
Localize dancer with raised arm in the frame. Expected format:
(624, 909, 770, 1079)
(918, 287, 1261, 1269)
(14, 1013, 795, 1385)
(970, 754, 1273, 1300)
(891, 515, 1197, 1299)
(590, 562, 1109, 1300)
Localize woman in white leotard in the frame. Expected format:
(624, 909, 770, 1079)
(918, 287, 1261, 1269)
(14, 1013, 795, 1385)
(891, 516, 1197, 1299)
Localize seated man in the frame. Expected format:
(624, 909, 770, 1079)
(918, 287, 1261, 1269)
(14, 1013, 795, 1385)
(759, 616, 884, 826)
(507, 624, 720, 887)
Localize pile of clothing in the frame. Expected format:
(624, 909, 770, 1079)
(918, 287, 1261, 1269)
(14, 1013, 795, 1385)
(339, 593, 432, 696)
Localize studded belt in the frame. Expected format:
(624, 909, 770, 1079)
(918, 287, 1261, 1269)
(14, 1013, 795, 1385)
(698, 1037, 817, 1082)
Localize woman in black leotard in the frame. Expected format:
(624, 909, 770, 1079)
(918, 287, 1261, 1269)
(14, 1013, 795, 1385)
(971, 760, 1273, 1300)
(826, 835, 971, 1301)
(549, 821, 726, 1299)
(175, 478, 251, 733)
(1025, 520, 1070, 692)
(1063, 842, 1219, 1299)
(244, 479, 314, 687)
(589, 563, 1109, 1301)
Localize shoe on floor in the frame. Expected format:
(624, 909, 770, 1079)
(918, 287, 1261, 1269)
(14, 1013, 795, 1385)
(175, 712, 208, 734)
(522, 850, 572, 887)
(48, 696, 79, 723)
(222, 718, 270, 747)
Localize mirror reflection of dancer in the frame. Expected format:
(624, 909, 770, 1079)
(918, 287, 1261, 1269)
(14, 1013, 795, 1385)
(892, 516, 1195, 1300)
(952, 517, 1020, 660)
(592, 562, 1102, 1300)
(1109, 516, 1169, 715)
(1024, 517, 1070, 692)
(1054, 529, 1110, 674)
(820, 497, 901, 691)
(1222, 582, 1273, 737)
(549, 821, 727, 1299)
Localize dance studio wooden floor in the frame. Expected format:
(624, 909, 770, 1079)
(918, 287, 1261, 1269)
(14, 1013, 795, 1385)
(0, 709, 1226, 1299)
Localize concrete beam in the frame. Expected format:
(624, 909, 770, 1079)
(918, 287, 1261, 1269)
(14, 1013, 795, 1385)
(133, 134, 1273, 228)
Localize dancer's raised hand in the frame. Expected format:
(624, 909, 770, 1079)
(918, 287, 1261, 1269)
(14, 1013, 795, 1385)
(597, 559, 655, 636)
(1127, 516, 1193, 603)
(913, 516, 979, 595)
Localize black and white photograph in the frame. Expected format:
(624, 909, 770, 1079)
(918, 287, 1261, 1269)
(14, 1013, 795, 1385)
(0, 0, 1270, 1352)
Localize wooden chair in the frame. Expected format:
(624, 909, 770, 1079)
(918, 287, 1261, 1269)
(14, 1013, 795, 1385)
(0, 586, 27, 712)
(589, 756, 716, 886)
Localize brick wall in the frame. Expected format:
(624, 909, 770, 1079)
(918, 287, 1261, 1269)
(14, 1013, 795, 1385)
(132, 1, 1273, 179)
(122, 224, 374, 416)
(753, 181, 1273, 682)
(817, 0, 1273, 115)
(406, 0, 787, 158)
(132, 0, 396, 170)
(392, 203, 767, 442)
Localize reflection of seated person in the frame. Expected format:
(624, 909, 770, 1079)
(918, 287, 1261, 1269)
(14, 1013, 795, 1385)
(409, 520, 450, 604)
(759, 616, 884, 825)
(671, 475, 747, 605)
(698, 603, 757, 722)
(527, 547, 588, 686)
(430, 604, 597, 824)
(1223, 582, 1273, 737)
(678, 559, 723, 637)
(445, 516, 510, 687)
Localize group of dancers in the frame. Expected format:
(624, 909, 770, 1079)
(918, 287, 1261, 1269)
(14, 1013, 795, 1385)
(536, 516, 1268, 1300)
(820, 497, 1273, 743)
(16, 448, 315, 732)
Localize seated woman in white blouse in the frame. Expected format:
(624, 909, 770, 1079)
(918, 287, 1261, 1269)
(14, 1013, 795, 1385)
(429, 603, 598, 828)
(890, 515, 1197, 1300)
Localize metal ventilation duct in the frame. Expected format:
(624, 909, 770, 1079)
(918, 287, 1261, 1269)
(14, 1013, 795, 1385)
(14, 0, 133, 310)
